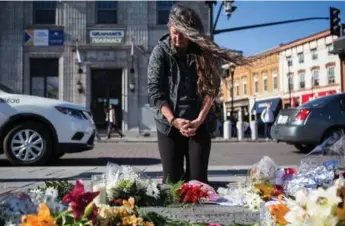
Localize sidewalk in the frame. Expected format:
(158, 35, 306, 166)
(97, 135, 275, 143)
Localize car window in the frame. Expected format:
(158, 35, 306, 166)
(0, 83, 15, 94)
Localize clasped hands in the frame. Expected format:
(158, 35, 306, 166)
(171, 117, 203, 137)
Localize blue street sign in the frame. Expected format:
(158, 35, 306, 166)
(49, 29, 64, 46)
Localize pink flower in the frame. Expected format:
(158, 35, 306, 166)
(209, 224, 222, 226)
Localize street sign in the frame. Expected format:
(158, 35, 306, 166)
(24, 29, 64, 46)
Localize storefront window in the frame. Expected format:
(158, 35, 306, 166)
(30, 59, 59, 99)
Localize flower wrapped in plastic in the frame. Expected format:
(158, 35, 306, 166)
(0, 192, 37, 225)
(249, 156, 278, 185)
(284, 133, 345, 197)
(105, 162, 160, 206)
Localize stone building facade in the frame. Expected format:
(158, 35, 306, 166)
(0, 1, 210, 134)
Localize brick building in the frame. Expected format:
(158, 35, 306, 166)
(0, 1, 209, 134)
(221, 47, 281, 122)
(279, 30, 341, 108)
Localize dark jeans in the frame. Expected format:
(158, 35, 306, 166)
(264, 122, 273, 138)
(107, 122, 124, 138)
(157, 125, 211, 184)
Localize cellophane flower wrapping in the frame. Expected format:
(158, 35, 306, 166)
(249, 156, 278, 185)
(105, 162, 160, 204)
(0, 192, 37, 225)
(284, 133, 345, 197)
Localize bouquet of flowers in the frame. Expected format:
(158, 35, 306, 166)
(105, 163, 162, 207)
(268, 177, 345, 226)
(176, 181, 210, 204)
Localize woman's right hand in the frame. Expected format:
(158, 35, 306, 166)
(171, 118, 190, 130)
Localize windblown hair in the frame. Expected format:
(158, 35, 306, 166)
(168, 5, 249, 97)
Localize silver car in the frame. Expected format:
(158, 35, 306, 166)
(271, 93, 345, 152)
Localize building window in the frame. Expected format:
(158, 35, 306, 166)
(327, 44, 333, 55)
(298, 52, 304, 63)
(312, 70, 319, 86)
(272, 70, 278, 90)
(242, 78, 247, 95)
(286, 56, 293, 67)
(263, 73, 268, 92)
(288, 73, 293, 91)
(299, 72, 305, 89)
(327, 67, 335, 84)
(157, 1, 175, 25)
(253, 75, 258, 93)
(311, 48, 318, 60)
(229, 83, 233, 99)
(33, 1, 56, 24)
(96, 1, 117, 24)
(30, 59, 59, 99)
(235, 80, 239, 96)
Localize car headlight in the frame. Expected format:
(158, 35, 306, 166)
(55, 106, 86, 120)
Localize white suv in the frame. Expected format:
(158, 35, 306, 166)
(0, 83, 96, 166)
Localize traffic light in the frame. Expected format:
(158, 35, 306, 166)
(223, 1, 237, 19)
(330, 7, 341, 36)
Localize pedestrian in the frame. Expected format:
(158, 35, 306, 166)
(147, 4, 247, 184)
(106, 104, 124, 139)
(260, 103, 274, 140)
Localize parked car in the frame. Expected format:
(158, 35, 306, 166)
(271, 93, 345, 152)
(0, 83, 96, 166)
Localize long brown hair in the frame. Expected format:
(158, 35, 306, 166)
(168, 4, 248, 98)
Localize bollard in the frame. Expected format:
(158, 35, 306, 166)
(236, 121, 244, 141)
(250, 120, 258, 140)
(223, 120, 231, 139)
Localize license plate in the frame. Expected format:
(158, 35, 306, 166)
(277, 115, 288, 124)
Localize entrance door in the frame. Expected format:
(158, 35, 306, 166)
(91, 69, 122, 131)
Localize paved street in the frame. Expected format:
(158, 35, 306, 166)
(0, 142, 305, 167)
(0, 142, 306, 194)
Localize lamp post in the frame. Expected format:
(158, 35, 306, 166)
(129, 39, 135, 93)
(286, 57, 292, 108)
(230, 63, 236, 119)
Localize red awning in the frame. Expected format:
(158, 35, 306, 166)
(301, 93, 314, 104)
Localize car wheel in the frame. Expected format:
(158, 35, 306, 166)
(3, 121, 53, 166)
(294, 144, 315, 153)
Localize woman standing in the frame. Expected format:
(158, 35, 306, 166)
(147, 5, 246, 184)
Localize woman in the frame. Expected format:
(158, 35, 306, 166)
(106, 104, 124, 138)
(147, 5, 246, 184)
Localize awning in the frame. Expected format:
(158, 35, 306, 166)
(252, 98, 282, 114)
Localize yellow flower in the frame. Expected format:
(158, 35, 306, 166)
(268, 202, 290, 225)
(20, 203, 57, 226)
(122, 197, 136, 209)
(122, 214, 140, 225)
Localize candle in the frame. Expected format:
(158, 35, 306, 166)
(93, 182, 107, 205)
(91, 174, 107, 205)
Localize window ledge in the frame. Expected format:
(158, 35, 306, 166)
(26, 25, 64, 29)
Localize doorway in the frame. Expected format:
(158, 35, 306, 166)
(91, 69, 123, 132)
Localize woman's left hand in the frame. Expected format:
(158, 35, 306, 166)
(180, 118, 203, 137)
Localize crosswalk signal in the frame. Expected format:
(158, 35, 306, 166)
(330, 7, 341, 36)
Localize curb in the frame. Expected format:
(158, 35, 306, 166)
(96, 139, 276, 144)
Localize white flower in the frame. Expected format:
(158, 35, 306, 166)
(306, 186, 341, 218)
(303, 215, 339, 226)
(4, 221, 16, 226)
(44, 187, 58, 199)
(145, 182, 160, 199)
(285, 205, 308, 225)
(335, 176, 345, 188)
